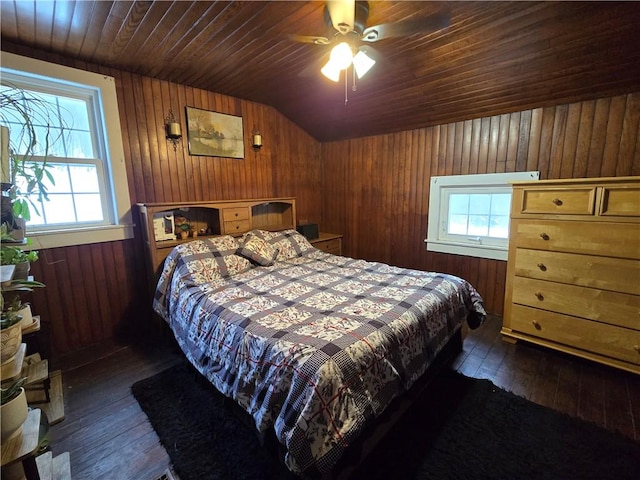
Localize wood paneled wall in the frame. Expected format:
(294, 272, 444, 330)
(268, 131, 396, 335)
(5, 45, 639, 357)
(6, 45, 322, 358)
(321, 93, 640, 315)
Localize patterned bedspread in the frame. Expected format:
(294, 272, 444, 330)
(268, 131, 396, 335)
(153, 230, 486, 477)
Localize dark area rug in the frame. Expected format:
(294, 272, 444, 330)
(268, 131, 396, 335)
(132, 361, 640, 480)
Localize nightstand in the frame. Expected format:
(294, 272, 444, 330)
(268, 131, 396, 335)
(310, 233, 342, 255)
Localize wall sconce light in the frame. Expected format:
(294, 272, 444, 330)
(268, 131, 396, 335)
(252, 128, 263, 150)
(164, 108, 182, 152)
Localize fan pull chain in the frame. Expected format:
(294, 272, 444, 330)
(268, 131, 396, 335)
(352, 66, 357, 92)
(344, 70, 348, 106)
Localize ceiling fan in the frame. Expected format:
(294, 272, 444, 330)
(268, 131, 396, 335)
(289, 0, 451, 82)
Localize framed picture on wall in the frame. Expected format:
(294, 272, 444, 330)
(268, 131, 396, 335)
(185, 107, 244, 158)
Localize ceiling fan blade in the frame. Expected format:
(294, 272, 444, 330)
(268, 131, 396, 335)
(361, 12, 450, 42)
(288, 34, 332, 45)
(326, 0, 355, 35)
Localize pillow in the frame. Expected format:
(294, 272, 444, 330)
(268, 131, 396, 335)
(239, 234, 279, 266)
(242, 229, 315, 261)
(172, 236, 252, 283)
(274, 230, 315, 260)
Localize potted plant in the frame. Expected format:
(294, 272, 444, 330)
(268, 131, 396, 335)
(0, 306, 24, 362)
(5, 294, 33, 329)
(0, 243, 38, 280)
(1, 85, 61, 239)
(1, 247, 45, 364)
(0, 377, 28, 440)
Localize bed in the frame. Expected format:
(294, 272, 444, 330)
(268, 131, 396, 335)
(153, 229, 486, 477)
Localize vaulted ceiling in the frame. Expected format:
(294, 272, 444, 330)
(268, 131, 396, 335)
(1, 1, 640, 142)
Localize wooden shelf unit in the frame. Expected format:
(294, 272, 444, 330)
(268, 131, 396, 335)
(1, 304, 69, 478)
(137, 197, 297, 277)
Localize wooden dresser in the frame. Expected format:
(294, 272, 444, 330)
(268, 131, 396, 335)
(501, 176, 640, 374)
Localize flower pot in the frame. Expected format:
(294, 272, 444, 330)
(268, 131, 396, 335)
(11, 260, 30, 280)
(0, 321, 22, 364)
(0, 387, 28, 440)
(17, 303, 33, 329)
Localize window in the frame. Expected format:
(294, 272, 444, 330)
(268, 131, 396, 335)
(0, 52, 133, 249)
(425, 171, 539, 260)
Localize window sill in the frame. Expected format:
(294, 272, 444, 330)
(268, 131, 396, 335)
(24, 224, 135, 250)
(424, 239, 507, 261)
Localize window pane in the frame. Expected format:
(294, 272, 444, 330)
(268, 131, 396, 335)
(48, 165, 71, 192)
(489, 215, 510, 238)
(26, 200, 45, 226)
(491, 194, 512, 215)
(447, 192, 513, 239)
(75, 194, 104, 222)
(449, 194, 469, 214)
(69, 165, 99, 192)
(448, 214, 468, 234)
(468, 215, 489, 236)
(66, 130, 94, 158)
(42, 194, 76, 224)
(469, 194, 490, 214)
(57, 96, 90, 131)
(32, 125, 65, 156)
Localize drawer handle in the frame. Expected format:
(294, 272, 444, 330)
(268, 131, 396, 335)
(531, 320, 542, 330)
(535, 292, 544, 301)
(537, 263, 547, 271)
(540, 233, 550, 241)
(235, 225, 240, 230)
(235, 213, 239, 217)
(552, 198, 563, 206)
(634, 345, 640, 353)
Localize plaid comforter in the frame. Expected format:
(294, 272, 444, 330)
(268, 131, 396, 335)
(154, 231, 485, 476)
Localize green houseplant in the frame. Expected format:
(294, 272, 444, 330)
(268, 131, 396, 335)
(0, 376, 26, 405)
(1, 84, 61, 237)
(1, 227, 45, 360)
(0, 308, 23, 364)
(0, 224, 39, 279)
(0, 376, 28, 440)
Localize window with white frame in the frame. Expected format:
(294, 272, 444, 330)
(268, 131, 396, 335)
(425, 171, 539, 260)
(0, 52, 133, 249)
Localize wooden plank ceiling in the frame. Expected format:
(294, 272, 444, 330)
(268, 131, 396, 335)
(1, 1, 639, 142)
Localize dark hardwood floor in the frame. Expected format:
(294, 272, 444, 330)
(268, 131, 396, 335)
(48, 314, 639, 480)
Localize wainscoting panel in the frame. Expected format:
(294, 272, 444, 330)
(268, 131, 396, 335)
(321, 93, 639, 315)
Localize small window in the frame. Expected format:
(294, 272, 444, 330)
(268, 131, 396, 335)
(425, 172, 539, 260)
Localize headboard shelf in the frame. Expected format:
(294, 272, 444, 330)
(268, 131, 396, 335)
(137, 197, 296, 278)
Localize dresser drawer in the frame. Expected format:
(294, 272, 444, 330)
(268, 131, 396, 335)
(512, 276, 640, 330)
(600, 184, 640, 217)
(223, 219, 251, 235)
(222, 207, 250, 222)
(519, 187, 596, 215)
(513, 248, 640, 295)
(511, 219, 640, 259)
(510, 304, 640, 365)
(312, 238, 341, 255)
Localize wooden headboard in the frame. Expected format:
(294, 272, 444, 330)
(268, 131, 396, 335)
(137, 197, 296, 279)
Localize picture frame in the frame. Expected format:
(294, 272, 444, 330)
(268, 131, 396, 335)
(185, 107, 244, 158)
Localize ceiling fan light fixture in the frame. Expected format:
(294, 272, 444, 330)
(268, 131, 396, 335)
(329, 42, 353, 70)
(353, 49, 376, 78)
(321, 60, 342, 82)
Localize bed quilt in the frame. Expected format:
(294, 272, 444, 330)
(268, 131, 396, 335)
(153, 231, 486, 476)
